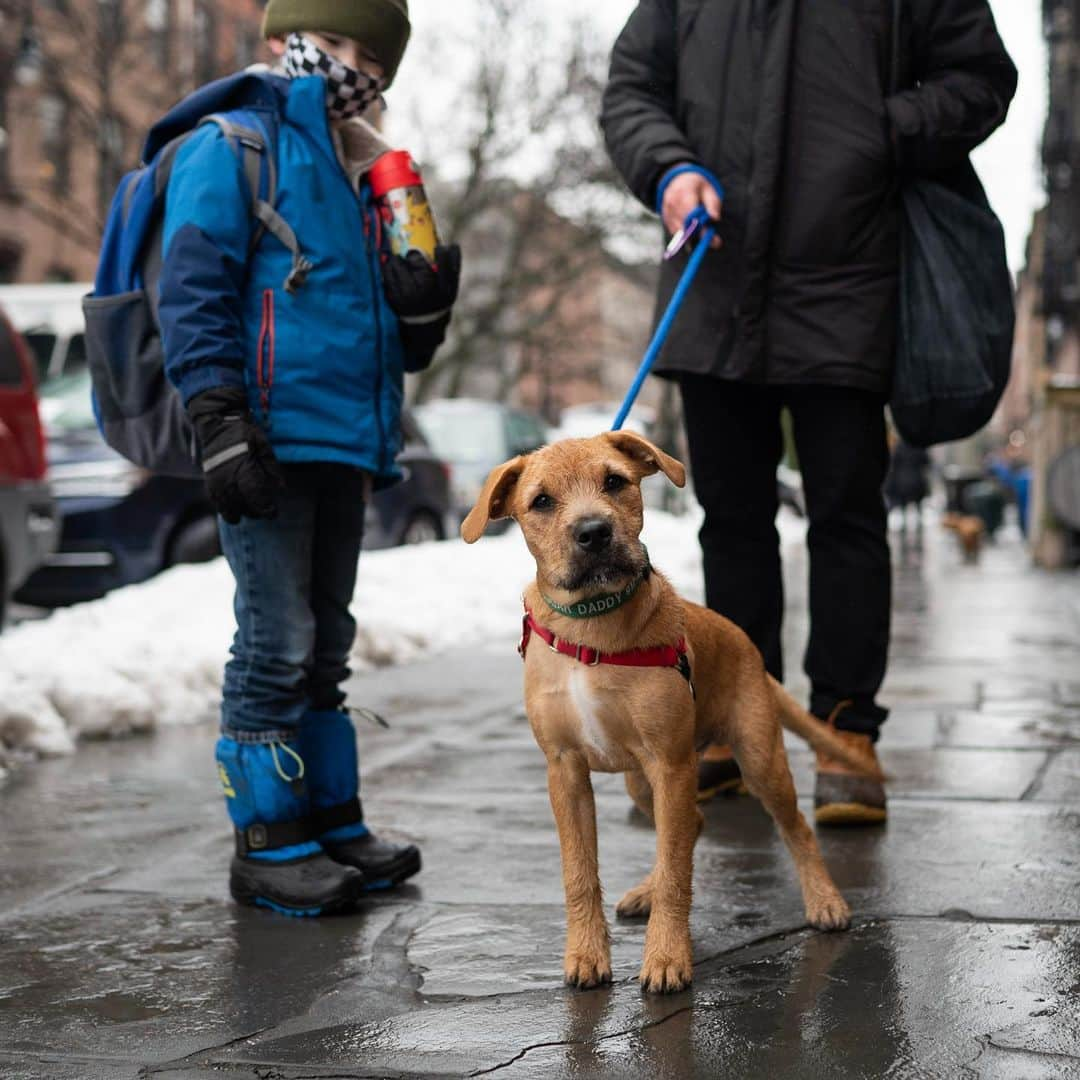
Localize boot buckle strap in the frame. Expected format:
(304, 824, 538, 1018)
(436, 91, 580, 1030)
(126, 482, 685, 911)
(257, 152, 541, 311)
(235, 819, 314, 857)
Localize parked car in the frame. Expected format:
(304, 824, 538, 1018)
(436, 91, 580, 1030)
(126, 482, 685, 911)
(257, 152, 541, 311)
(413, 399, 549, 526)
(16, 370, 452, 608)
(367, 410, 455, 548)
(14, 370, 219, 607)
(0, 307, 59, 627)
(0, 282, 90, 383)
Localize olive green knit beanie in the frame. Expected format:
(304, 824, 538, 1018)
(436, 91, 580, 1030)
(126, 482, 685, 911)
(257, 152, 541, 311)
(262, 0, 410, 86)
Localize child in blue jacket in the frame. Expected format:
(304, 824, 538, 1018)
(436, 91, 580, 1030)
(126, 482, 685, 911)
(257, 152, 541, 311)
(158, 0, 460, 915)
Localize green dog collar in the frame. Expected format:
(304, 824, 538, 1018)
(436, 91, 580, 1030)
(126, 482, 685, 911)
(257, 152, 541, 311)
(542, 556, 651, 620)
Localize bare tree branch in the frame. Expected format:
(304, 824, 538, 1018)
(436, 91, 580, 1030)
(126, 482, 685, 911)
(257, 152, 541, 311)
(14, 0, 239, 234)
(404, 1, 653, 412)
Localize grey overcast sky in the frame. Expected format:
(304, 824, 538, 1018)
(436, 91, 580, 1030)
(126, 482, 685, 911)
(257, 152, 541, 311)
(397, 1, 1045, 270)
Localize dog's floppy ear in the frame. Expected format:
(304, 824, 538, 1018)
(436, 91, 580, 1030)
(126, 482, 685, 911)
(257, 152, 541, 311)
(602, 431, 686, 488)
(461, 456, 527, 543)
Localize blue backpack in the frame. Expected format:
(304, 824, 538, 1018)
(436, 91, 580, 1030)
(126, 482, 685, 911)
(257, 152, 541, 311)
(83, 73, 311, 477)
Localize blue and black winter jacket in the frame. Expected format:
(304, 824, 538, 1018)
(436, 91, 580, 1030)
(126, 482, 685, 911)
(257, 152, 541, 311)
(155, 71, 405, 486)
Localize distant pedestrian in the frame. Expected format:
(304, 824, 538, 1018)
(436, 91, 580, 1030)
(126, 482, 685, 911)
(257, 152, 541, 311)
(885, 437, 932, 533)
(157, 0, 460, 913)
(601, 0, 1016, 824)
(987, 446, 1032, 538)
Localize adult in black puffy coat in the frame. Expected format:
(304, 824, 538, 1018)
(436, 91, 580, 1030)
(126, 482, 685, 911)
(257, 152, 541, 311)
(601, 0, 1016, 824)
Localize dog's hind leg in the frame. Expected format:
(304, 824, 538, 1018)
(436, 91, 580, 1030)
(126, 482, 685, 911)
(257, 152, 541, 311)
(638, 759, 698, 993)
(624, 767, 655, 820)
(616, 769, 655, 918)
(616, 768, 703, 921)
(734, 720, 851, 932)
(546, 752, 612, 989)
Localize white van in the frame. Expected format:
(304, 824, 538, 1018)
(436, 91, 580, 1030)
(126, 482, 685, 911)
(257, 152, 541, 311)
(0, 283, 91, 384)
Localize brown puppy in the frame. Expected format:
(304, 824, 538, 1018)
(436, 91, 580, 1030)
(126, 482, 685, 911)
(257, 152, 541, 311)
(462, 432, 879, 994)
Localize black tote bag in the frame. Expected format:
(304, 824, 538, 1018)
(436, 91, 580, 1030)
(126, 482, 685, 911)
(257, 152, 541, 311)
(888, 0, 1015, 448)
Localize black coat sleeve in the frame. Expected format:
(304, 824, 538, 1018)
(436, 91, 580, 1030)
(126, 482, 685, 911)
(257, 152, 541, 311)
(600, 0, 699, 210)
(886, 0, 1018, 172)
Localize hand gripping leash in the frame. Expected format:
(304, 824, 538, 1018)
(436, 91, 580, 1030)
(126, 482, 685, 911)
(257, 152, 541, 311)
(612, 203, 720, 432)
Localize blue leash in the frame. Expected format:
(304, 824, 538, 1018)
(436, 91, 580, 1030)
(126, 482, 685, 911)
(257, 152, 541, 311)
(612, 205, 718, 432)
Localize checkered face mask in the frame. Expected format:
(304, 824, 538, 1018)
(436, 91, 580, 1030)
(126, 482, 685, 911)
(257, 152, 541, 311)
(281, 33, 385, 120)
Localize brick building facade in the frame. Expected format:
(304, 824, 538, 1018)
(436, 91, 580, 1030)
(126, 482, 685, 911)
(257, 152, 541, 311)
(1031, 0, 1080, 566)
(514, 254, 660, 423)
(0, 0, 266, 284)
(1002, 0, 1080, 566)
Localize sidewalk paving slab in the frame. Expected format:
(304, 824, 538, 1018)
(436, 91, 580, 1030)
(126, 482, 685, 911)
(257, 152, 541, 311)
(1, 524, 1078, 1079)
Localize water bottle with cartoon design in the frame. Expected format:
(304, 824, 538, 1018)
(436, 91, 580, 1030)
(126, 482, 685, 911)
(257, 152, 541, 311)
(369, 150, 440, 264)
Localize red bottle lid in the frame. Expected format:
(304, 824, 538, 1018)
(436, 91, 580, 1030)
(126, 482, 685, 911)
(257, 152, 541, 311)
(369, 150, 423, 196)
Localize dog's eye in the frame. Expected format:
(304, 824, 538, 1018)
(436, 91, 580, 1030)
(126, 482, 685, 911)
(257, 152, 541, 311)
(603, 473, 628, 494)
(530, 493, 554, 512)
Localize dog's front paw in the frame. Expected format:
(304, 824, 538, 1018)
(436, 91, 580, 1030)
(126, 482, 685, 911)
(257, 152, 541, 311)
(639, 940, 693, 994)
(564, 949, 613, 990)
(806, 890, 851, 932)
(616, 879, 653, 919)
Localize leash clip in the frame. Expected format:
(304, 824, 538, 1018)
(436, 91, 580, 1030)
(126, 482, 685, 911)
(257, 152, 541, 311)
(676, 653, 696, 699)
(665, 206, 712, 261)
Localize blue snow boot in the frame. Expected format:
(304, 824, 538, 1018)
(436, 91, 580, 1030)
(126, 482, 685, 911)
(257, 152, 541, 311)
(216, 736, 366, 916)
(299, 709, 422, 890)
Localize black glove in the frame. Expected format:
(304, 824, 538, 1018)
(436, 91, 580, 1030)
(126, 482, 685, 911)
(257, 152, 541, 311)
(186, 386, 285, 525)
(382, 243, 462, 373)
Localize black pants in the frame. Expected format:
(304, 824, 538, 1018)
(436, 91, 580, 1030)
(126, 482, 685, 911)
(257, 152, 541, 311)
(679, 376, 891, 738)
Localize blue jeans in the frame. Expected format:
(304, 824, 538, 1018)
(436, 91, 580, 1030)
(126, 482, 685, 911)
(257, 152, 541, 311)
(218, 464, 369, 742)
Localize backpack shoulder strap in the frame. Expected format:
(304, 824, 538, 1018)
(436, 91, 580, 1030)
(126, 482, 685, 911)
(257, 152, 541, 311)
(151, 109, 311, 294)
(149, 111, 270, 214)
(198, 113, 273, 208)
(198, 111, 311, 293)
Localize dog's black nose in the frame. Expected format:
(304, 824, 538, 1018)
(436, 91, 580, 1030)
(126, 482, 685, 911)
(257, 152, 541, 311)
(574, 518, 613, 553)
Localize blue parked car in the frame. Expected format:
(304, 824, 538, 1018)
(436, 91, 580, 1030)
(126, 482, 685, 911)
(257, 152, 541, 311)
(16, 371, 452, 608)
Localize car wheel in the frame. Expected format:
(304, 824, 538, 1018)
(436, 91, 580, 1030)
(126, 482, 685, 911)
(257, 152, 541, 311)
(399, 511, 443, 546)
(167, 515, 221, 566)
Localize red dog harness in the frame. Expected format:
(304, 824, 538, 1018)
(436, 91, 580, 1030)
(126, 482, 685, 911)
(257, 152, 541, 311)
(519, 608, 695, 694)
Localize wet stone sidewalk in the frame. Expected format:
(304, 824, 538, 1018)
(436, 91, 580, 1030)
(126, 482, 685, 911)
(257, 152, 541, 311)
(1, 522, 1079, 1079)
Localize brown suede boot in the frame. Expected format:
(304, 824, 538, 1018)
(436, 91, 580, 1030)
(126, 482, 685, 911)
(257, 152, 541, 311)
(814, 703, 887, 826)
(697, 743, 747, 803)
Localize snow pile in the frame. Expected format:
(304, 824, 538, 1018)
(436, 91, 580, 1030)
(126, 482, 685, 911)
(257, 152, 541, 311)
(0, 506, 806, 771)
(0, 559, 238, 770)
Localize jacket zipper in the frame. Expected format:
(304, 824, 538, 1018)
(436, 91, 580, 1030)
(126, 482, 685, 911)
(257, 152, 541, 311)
(311, 104, 389, 476)
(362, 200, 387, 476)
(256, 287, 275, 425)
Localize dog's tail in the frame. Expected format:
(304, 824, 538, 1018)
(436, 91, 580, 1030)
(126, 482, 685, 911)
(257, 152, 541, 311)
(768, 676, 887, 782)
